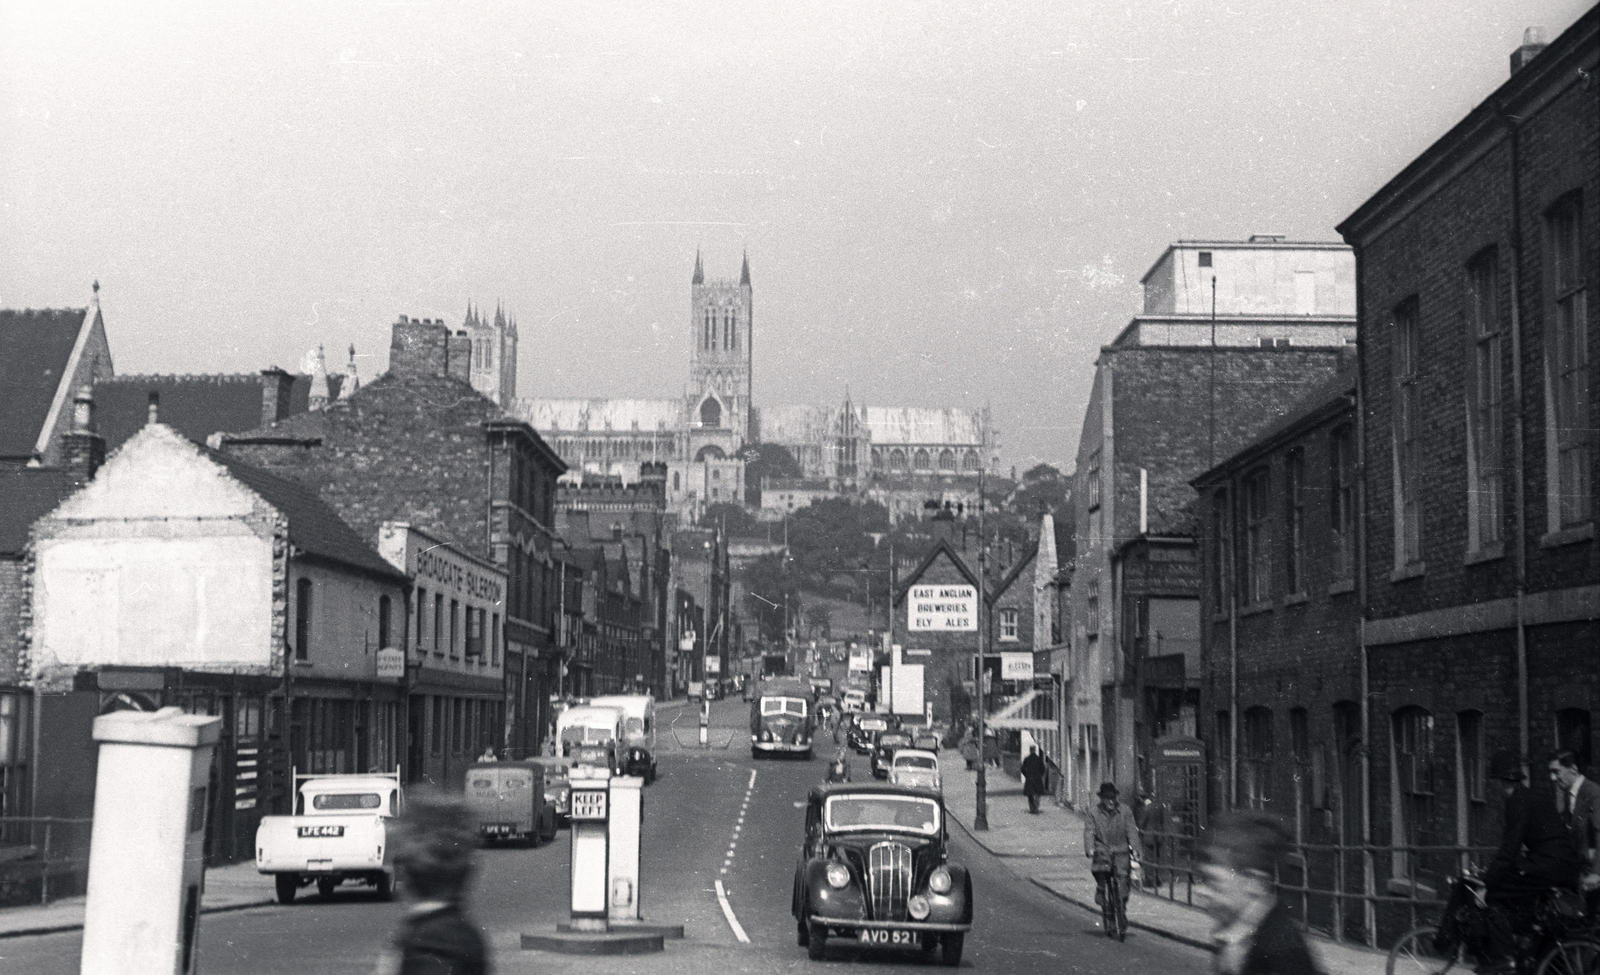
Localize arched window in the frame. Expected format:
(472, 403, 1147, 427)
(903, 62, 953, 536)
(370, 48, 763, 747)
(1557, 708, 1592, 772)
(963, 450, 979, 471)
(695, 445, 727, 462)
(700, 398, 722, 428)
(870, 448, 882, 469)
(890, 449, 906, 470)
(1243, 706, 1273, 809)
(731, 313, 739, 351)
(938, 449, 955, 470)
(914, 448, 930, 470)
(1392, 706, 1436, 877)
(704, 309, 714, 350)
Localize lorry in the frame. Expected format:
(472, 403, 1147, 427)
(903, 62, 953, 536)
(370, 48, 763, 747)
(464, 760, 559, 845)
(554, 704, 627, 776)
(587, 694, 658, 783)
(255, 768, 403, 904)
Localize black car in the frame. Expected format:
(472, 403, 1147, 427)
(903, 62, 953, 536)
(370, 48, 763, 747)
(791, 782, 972, 964)
(622, 742, 657, 784)
(871, 731, 914, 779)
(849, 715, 891, 754)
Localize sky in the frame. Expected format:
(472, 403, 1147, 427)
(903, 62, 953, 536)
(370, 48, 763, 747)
(3, 0, 1593, 473)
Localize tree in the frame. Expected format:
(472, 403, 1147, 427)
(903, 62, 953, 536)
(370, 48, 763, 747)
(702, 502, 762, 536)
(739, 442, 803, 507)
(742, 553, 801, 645)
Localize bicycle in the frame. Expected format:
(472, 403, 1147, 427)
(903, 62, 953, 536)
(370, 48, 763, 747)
(1100, 870, 1127, 941)
(1386, 868, 1598, 975)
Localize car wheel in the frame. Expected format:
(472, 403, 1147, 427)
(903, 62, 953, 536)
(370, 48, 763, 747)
(939, 932, 964, 967)
(807, 923, 828, 961)
(752, 748, 762, 759)
(542, 809, 558, 843)
(274, 873, 298, 905)
(316, 877, 337, 899)
(797, 919, 810, 947)
(375, 872, 394, 901)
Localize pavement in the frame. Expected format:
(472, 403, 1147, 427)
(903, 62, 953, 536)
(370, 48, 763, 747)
(0, 859, 277, 939)
(939, 752, 1391, 975)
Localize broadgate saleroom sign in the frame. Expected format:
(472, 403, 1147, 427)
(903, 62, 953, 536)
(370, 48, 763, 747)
(907, 584, 977, 631)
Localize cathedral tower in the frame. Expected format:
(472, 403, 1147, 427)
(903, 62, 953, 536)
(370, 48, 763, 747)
(688, 251, 754, 445)
(463, 302, 518, 408)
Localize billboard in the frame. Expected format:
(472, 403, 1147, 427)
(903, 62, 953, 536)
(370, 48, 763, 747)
(907, 584, 977, 631)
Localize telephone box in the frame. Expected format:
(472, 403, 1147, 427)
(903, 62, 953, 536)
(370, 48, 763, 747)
(80, 706, 221, 975)
(1149, 735, 1207, 840)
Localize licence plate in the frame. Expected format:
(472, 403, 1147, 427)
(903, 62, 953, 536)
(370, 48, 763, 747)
(483, 823, 516, 836)
(857, 929, 919, 947)
(570, 790, 607, 821)
(297, 825, 344, 838)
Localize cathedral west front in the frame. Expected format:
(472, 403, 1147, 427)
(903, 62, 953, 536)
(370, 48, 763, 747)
(507, 254, 993, 523)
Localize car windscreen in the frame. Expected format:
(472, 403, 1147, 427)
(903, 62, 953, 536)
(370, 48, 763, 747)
(311, 792, 382, 810)
(560, 725, 615, 745)
(824, 795, 940, 834)
(895, 755, 937, 769)
(760, 697, 807, 716)
(857, 718, 887, 731)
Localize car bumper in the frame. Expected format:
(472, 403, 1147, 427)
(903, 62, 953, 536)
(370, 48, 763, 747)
(753, 740, 811, 752)
(808, 916, 970, 933)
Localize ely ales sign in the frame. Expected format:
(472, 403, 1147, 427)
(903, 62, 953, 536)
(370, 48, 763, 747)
(907, 585, 977, 631)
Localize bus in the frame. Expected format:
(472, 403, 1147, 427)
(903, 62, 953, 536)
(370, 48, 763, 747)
(750, 676, 813, 760)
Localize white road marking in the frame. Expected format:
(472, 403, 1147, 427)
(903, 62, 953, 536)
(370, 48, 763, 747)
(715, 879, 750, 943)
(747, 768, 757, 790)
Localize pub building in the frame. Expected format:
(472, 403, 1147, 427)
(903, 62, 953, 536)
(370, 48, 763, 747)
(378, 522, 508, 789)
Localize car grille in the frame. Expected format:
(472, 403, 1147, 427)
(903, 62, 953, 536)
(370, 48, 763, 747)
(867, 841, 912, 920)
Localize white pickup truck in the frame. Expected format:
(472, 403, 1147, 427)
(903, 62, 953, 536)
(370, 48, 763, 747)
(255, 769, 403, 904)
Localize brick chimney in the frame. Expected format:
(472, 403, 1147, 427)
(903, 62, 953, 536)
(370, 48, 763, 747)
(61, 386, 106, 480)
(147, 391, 160, 426)
(446, 329, 472, 382)
(1511, 26, 1548, 74)
(389, 315, 450, 378)
(259, 367, 296, 425)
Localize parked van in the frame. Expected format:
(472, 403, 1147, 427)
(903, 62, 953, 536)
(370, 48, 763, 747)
(464, 761, 558, 846)
(588, 694, 658, 783)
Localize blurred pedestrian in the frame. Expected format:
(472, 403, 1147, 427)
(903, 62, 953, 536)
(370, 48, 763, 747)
(1548, 750, 1600, 912)
(1021, 747, 1047, 814)
(377, 790, 490, 975)
(1135, 789, 1164, 888)
(1199, 809, 1321, 975)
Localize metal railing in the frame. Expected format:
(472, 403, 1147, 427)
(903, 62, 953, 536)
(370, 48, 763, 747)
(1137, 827, 1495, 949)
(0, 817, 95, 906)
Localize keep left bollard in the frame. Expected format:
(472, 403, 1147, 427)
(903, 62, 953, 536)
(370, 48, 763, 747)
(80, 706, 221, 975)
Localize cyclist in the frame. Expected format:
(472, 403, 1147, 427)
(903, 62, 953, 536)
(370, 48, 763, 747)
(1083, 781, 1139, 920)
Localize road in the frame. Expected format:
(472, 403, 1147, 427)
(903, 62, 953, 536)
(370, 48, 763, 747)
(0, 699, 1213, 974)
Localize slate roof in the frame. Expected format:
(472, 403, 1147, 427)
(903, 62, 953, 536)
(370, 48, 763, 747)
(0, 466, 82, 556)
(97, 373, 339, 452)
(197, 442, 405, 582)
(517, 398, 681, 432)
(0, 308, 87, 459)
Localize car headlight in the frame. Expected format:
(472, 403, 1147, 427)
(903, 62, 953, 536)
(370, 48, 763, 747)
(908, 895, 931, 919)
(928, 867, 953, 894)
(825, 862, 850, 889)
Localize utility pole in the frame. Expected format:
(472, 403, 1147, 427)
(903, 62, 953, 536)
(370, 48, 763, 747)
(975, 463, 990, 831)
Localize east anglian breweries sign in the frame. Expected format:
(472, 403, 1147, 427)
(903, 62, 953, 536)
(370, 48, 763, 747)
(908, 585, 977, 631)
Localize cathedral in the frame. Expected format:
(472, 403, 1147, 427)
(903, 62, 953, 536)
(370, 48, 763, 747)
(502, 254, 992, 522)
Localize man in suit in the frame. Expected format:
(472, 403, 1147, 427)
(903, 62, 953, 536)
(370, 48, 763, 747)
(1548, 750, 1600, 910)
(1480, 750, 1581, 974)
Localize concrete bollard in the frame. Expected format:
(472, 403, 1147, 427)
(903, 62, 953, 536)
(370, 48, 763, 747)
(80, 706, 221, 975)
(567, 773, 611, 932)
(607, 777, 643, 923)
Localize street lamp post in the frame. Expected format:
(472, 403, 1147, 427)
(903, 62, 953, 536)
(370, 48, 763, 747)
(975, 466, 989, 831)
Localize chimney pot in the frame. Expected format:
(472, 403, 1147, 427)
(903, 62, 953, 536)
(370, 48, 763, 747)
(147, 391, 160, 425)
(72, 386, 95, 434)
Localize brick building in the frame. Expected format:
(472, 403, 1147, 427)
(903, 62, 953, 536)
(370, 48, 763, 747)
(218, 314, 567, 760)
(1193, 369, 1363, 893)
(29, 422, 409, 864)
(1063, 237, 1357, 806)
(1334, 12, 1598, 915)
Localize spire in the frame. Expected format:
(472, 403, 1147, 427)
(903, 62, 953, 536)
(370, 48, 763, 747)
(464, 302, 476, 329)
(494, 302, 505, 328)
(693, 249, 704, 285)
(91, 279, 101, 310)
(342, 344, 360, 399)
(740, 250, 751, 286)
